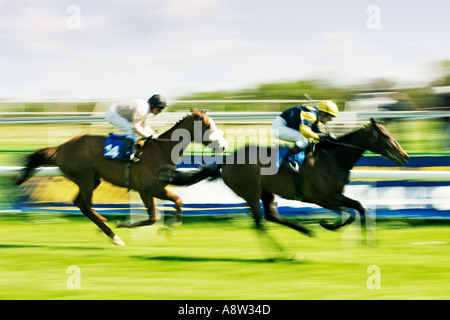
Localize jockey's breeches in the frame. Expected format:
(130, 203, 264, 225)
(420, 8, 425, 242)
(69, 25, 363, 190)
(271, 116, 308, 148)
(106, 104, 138, 140)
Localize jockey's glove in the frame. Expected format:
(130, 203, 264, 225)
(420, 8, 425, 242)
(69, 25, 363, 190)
(318, 133, 337, 143)
(327, 133, 337, 140)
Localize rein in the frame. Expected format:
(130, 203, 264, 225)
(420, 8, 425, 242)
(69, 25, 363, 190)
(153, 137, 172, 142)
(322, 123, 367, 151)
(328, 141, 366, 151)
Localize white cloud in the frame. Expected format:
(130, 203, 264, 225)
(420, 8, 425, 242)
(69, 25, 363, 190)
(154, 0, 241, 21)
(1, 1, 449, 99)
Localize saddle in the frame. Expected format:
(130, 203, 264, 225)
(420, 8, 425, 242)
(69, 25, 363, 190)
(103, 133, 133, 161)
(103, 133, 134, 191)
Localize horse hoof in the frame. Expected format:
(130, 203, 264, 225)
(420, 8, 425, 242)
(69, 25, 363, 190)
(157, 226, 176, 237)
(115, 221, 128, 228)
(112, 235, 126, 246)
(307, 230, 317, 238)
(156, 226, 167, 236)
(319, 220, 338, 231)
(291, 254, 304, 262)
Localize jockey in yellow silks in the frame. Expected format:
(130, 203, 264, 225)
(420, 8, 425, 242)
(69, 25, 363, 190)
(271, 100, 339, 171)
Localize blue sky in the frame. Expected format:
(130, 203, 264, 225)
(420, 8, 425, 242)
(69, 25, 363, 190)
(0, 0, 449, 100)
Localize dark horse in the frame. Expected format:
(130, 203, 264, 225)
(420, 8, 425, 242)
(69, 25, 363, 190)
(14, 109, 228, 246)
(158, 119, 409, 239)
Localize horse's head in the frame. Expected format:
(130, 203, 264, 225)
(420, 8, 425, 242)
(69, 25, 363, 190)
(192, 109, 229, 153)
(366, 118, 409, 165)
(165, 109, 228, 153)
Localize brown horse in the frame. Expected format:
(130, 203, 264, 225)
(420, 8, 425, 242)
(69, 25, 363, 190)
(14, 109, 228, 246)
(157, 119, 409, 239)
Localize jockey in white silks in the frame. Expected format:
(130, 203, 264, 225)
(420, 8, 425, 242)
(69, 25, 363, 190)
(105, 94, 166, 161)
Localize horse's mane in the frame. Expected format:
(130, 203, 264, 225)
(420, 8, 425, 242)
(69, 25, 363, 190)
(317, 123, 371, 151)
(337, 123, 370, 143)
(156, 109, 210, 140)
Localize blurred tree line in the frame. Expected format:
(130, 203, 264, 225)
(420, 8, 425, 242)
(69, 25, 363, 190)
(170, 60, 450, 113)
(0, 101, 98, 115)
(171, 79, 352, 112)
(1, 61, 449, 114)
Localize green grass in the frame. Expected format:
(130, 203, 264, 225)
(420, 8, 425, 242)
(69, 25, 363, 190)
(0, 215, 448, 300)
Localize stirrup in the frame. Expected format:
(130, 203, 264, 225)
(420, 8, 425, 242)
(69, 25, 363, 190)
(285, 161, 299, 173)
(130, 143, 142, 162)
(280, 154, 299, 173)
(129, 153, 140, 162)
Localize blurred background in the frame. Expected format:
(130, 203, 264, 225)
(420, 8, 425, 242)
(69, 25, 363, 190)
(0, 0, 449, 300)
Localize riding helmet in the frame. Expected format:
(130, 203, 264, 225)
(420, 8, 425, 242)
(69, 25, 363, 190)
(148, 94, 167, 110)
(317, 100, 339, 118)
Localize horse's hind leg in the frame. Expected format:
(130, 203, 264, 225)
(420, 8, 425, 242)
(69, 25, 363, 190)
(261, 190, 314, 237)
(222, 164, 266, 228)
(73, 176, 106, 222)
(221, 165, 291, 257)
(151, 183, 183, 224)
(72, 176, 125, 246)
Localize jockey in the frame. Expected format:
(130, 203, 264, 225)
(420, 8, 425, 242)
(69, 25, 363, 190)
(106, 94, 167, 161)
(271, 100, 339, 171)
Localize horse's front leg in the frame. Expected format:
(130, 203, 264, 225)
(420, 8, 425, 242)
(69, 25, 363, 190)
(319, 194, 366, 232)
(319, 209, 356, 230)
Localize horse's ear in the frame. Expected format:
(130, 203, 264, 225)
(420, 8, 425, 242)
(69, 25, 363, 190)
(202, 109, 207, 114)
(370, 118, 377, 125)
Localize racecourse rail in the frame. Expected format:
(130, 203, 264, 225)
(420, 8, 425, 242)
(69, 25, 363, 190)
(0, 110, 449, 124)
(0, 98, 449, 124)
(1, 166, 450, 181)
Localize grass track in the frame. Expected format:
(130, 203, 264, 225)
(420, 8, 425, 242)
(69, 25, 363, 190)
(0, 215, 448, 300)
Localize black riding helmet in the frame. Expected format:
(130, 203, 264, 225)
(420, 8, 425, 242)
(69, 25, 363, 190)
(148, 94, 167, 111)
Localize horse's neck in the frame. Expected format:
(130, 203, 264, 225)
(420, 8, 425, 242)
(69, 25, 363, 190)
(329, 130, 369, 171)
(144, 117, 197, 165)
(332, 146, 365, 172)
(147, 139, 191, 166)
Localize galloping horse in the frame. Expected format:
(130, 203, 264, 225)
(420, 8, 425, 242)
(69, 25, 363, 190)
(14, 109, 228, 246)
(158, 119, 409, 238)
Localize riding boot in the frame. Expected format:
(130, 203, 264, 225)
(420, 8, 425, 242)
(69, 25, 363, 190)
(130, 138, 145, 162)
(280, 145, 303, 173)
(130, 144, 140, 162)
(122, 138, 134, 161)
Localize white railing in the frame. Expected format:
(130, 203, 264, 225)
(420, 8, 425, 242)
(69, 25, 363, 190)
(0, 110, 449, 120)
(0, 97, 449, 124)
(1, 166, 450, 181)
(349, 170, 450, 180)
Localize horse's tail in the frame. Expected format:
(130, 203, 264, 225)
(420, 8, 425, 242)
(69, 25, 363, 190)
(13, 147, 58, 185)
(157, 164, 222, 186)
